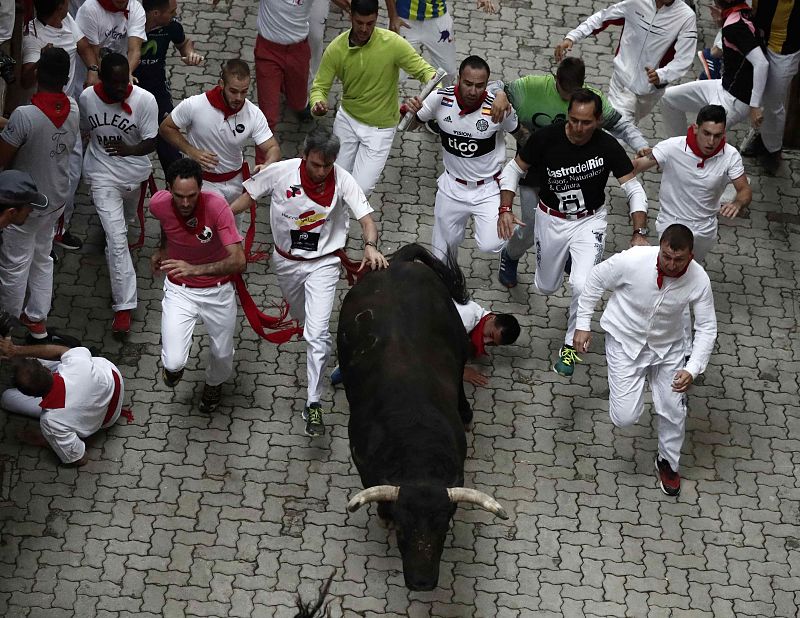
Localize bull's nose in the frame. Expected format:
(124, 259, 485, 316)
(404, 575, 437, 592)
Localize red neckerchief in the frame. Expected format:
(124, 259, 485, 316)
(205, 85, 239, 119)
(94, 82, 133, 115)
(31, 92, 71, 128)
(721, 2, 750, 21)
(39, 373, 66, 409)
(170, 193, 205, 237)
(656, 255, 693, 289)
(454, 85, 488, 116)
(98, 0, 129, 18)
(685, 125, 726, 168)
(299, 160, 335, 207)
(469, 313, 494, 358)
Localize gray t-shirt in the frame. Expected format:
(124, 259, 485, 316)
(1, 99, 80, 211)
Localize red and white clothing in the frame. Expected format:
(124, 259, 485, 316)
(151, 190, 243, 386)
(416, 86, 519, 258)
(0, 347, 124, 464)
(243, 158, 372, 404)
(576, 246, 717, 471)
(566, 0, 697, 121)
(169, 91, 274, 205)
(75, 0, 145, 55)
(80, 83, 158, 312)
(651, 135, 745, 261)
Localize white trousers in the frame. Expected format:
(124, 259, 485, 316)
(431, 172, 505, 260)
(333, 107, 395, 197)
(0, 207, 62, 322)
(161, 278, 237, 387)
(534, 207, 607, 346)
(204, 176, 248, 233)
(605, 334, 687, 472)
(63, 134, 83, 228)
(505, 185, 540, 260)
(660, 79, 750, 137)
(403, 13, 457, 84)
(607, 72, 663, 123)
(760, 48, 800, 153)
(308, 0, 330, 91)
(272, 252, 340, 405)
(91, 184, 141, 311)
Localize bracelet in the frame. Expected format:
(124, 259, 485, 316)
(88, 65, 99, 72)
(498, 205, 513, 215)
(364, 240, 378, 249)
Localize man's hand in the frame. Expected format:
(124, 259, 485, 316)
(389, 15, 410, 32)
(645, 66, 661, 86)
(630, 232, 650, 247)
(749, 106, 764, 129)
(476, 0, 497, 13)
(497, 209, 524, 240)
(554, 39, 573, 61)
(160, 259, 196, 279)
(359, 245, 389, 271)
(490, 90, 511, 123)
(636, 146, 652, 158)
(104, 141, 135, 157)
(463, 366, 489, 386)
(181, 53, 205, 66)
(0, 336, 17, 359)
(190, 148, 219, 171)
(572, 329, 591, 353)
(719, 201, 743, 218)
(404, 95, 423, 114)
(672, 369, 693, 393)
(311, 101, 329, 116)
(150, 249, 164, 275)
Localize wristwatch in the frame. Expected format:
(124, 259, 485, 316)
(633, 227, 649, 237)
(87, 65, 99, 72)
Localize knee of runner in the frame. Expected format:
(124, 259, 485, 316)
(609, 406, 637, 428)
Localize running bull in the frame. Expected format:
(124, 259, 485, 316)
(337, 244, 509, 591)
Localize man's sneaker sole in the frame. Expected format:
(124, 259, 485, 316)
(655, 457, 681, 496)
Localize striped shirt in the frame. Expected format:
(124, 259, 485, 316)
(396, 0, 448, 20)
(752, 0, 800, 54)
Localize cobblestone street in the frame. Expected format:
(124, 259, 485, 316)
(1, 0, 799, 616)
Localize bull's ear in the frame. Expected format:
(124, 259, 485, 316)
(347, 485, 400, 512)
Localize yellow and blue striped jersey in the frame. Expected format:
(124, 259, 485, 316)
(396, 0, 449, 21)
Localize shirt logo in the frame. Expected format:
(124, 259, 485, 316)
(476, 119, 489, 132)
(443, 115, 452, 123)
(286, 185, 302, 198)
(441, 97, 454, 107)
(197, 225, 213, 243)
(235, 123, 245, 134)
(438, 30, 452, 43)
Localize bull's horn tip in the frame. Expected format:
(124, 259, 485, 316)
(496, 507, 510, 520)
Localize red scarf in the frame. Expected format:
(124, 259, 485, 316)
(469, 314, 494, 358)
(299, 160, 335, 207)
(98, 0, 128, 18)
(205, 85, 239, 119)
(39, 373, 66, 409)
(94, 82, 133, 115)
(31, 92, 71, 128)
(455, 85, 488, 116)
(171, 193, 205, 237)
(721, 2, 750, 21)
(656, 255, 693, 289)
(685, 125, 725, 168)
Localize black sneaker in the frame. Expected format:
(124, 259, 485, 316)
(498, 249, 519, 288)
(199, 383, 222, 413)
(162, 367, 184, 387)
(656, 457, 681, 496)
(302, 402, 326, 436)
(54, 230, 83, 251)
(740, 132, 766, 157)
(758, 150, 782, 176)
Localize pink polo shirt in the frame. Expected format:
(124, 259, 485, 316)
(150, 189, 243, 287)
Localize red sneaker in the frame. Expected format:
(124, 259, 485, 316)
(19, 313, 47, 338)
(112, 310, 132, 338)
(656, 457, 681, 496)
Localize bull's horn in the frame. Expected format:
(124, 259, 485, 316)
(447, 488, 509, 520)
(347, 485, 400, 512)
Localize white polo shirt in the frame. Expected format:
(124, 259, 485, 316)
(23, 15, 84, 96)
(652, 136, 745, 235)
(80, 84, 158, 186)
(170, 93, 274, 175)
(455, 299, 489, 334)
(75, 0, 146, 55)
(243, 158, 373, 259)
(258, 0, 312, 44)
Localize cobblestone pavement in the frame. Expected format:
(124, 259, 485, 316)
(1, 0, 799, 616)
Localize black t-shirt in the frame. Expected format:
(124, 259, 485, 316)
(518, 121, 633, 215)
(133, 19, 186, 93)
(721, 10, 761, 105)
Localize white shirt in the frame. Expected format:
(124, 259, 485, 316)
(455, 299, 489, 334)
(75, 0, 146, 55)
(258, 0, 312, 44)
(0, 0, 14, 43)
(170, 93, 274, 174)
(80, 84, 158, 185)
(243, 158, 373, 259)
(23, 15, 85, 97)
(39, 347, 123, 463)
(652, 136, 745, 235)
(566, 0, 697, 95)
(576, 245, 717, 378)
(416, 86, 519, 181)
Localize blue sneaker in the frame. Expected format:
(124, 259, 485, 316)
(498, 249, 518, 288)
(331, 366, 343, 386)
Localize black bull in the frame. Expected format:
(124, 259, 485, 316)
(337, 244, 508, 591)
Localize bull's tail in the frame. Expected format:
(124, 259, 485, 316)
(389, 243, 469, 304)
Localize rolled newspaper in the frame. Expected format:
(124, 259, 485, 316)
(397, 67, 448, 132)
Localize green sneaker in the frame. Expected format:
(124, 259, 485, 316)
(303, 402, 326, 437)
(553, 345, 582, 377)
